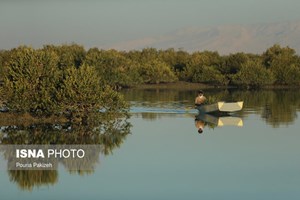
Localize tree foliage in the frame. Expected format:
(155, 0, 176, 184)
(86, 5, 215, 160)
(191, 65, 227, 85)
(1, 46, 128, 118)
(232, 59, 275, 88)
(2, 47, 61, 114)
(138, 59, 178, 84)
(84, 48, 141, 88)
(0, 43, 300, 117)
(56, 64, 105, 117)
(43, 44, 86, 68)
(181, 51, 226, 85)
(262, 44, 300, 85)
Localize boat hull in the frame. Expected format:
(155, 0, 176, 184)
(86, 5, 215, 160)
(196, 101, 243, 113)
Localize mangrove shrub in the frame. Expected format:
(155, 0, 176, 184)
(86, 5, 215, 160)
(2, 47, 61, 114)
(2, 46, 127, 117)
(232, 59, 274, 88)
(191, 65, 227, 85)
(43, 44, 86, 68)
(138, 59, 178, 84)
(84, 48, 141, 88)
(263, 45, 300, 85)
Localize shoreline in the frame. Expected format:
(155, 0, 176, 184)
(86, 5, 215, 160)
(0, 112, 68, 126)
(131, 81, 300, 90)
(131, 81, 228, 90)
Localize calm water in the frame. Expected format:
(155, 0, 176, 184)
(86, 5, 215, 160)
(1, 89, 300, 200)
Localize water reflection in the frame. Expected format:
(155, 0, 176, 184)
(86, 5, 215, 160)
(8, 170, 58, 191)
(1, 88, 300, 193)
(233, 90, 300, 127)
(194, 113, 243, 134)
(123, 89, 300, 127)
(194, 117, 205, 134)
(0, 113, 131, 191)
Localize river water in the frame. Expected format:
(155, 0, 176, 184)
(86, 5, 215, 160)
(0, 89, 300, 200)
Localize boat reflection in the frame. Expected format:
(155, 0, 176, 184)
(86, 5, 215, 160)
(194, 113, 243, 134)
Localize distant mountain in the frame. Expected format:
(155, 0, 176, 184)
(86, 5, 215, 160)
(107, 21, 300, 55)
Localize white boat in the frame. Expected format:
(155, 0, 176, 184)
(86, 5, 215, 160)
(196, 101, 243, 113)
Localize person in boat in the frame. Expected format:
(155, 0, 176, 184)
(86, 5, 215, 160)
(195, 118, 205, 134)
(195, 90, 207, 107)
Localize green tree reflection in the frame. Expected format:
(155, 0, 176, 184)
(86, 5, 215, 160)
(8, 170, 58, 191)
(0, 113, 131, 191)
(232, 90, 300, 127)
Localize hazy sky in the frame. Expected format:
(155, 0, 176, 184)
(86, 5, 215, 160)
(1, 0, 300, 49)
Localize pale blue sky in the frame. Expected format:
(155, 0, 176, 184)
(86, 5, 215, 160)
(1, 0, 300, 49)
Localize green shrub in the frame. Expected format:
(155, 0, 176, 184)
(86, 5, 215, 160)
(85, 49, 142, 88)
(191, 65, 227, 85)
(138, 59, 178, 84)
(2, 46, 61, 114)
(232, 59, 274, 88)
(2, 47, 128, 118)
(57, 64, 128, 114)
(43, 44, 86, 68)
(263, 44, 300, 85)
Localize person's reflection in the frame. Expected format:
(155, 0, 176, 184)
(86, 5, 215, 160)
(195, 117, 205, 134)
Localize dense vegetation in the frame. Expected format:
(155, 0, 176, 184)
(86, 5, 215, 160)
(0, 44, 300, 116)
(0, 46, 127, 118)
